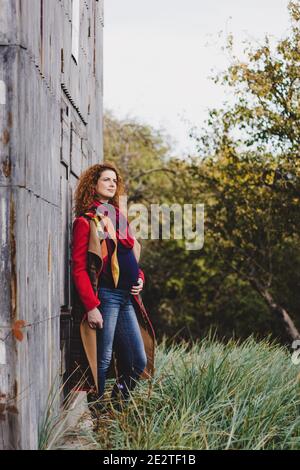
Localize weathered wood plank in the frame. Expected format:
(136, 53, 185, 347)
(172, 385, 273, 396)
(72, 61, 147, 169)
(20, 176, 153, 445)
(0, 0, 103, 449)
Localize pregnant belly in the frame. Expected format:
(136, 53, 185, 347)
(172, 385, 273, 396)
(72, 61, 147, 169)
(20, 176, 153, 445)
(117, 247, 140, 289)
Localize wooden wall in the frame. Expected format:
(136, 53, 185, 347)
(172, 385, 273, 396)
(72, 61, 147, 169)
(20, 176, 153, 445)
(0, 0, 104, 449)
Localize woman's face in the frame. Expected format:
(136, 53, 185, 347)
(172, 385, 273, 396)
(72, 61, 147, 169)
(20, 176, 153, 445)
(95, 169, 118, 202)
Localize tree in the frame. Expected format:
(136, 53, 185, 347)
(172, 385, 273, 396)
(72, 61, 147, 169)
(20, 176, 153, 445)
(189, 1, 300, 340)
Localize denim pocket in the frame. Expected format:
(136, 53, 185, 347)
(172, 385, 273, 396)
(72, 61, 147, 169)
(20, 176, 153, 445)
(98, 286, 112, 296)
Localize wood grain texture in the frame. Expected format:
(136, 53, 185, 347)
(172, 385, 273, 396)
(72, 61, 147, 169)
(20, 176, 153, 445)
(0, 0, 104, 449)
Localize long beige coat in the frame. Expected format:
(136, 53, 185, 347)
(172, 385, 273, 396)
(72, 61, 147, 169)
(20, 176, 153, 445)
(69, 212, 156, 394)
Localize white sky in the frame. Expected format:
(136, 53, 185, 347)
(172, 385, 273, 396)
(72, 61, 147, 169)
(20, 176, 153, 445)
(103, 0, 291, 157)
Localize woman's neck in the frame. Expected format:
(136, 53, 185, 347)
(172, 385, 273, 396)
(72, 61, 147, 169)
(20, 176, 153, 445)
(94, 194, 110, 204)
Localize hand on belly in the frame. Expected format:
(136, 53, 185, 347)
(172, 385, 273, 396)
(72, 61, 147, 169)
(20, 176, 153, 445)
(130, 277, 144, 295)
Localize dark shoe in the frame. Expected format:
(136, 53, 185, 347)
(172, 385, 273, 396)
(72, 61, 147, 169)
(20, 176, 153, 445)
(88, 399, 108, 420)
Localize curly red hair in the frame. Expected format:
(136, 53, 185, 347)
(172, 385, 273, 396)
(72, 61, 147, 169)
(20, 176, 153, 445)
(73, 161, 125, 217)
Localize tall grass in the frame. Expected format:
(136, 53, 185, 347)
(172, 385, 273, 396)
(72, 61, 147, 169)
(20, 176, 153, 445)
(91, 335, 300, 450)
(38, 369, 99, 450)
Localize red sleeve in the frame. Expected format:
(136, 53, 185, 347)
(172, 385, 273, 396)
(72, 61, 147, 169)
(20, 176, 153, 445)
(71, 217, 101, 313)
(138, 268, 145, 286)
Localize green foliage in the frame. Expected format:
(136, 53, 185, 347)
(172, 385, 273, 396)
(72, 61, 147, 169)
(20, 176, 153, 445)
(203, 1, 300, 155)
(103, 1, 300, 343)
(103, 109, 176, 204)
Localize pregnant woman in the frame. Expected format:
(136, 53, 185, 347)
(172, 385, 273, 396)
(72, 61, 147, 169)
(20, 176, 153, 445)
(69, 162, 155, 421)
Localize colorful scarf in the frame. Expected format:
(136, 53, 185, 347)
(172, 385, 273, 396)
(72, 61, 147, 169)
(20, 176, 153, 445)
(85, 201, 135, 288)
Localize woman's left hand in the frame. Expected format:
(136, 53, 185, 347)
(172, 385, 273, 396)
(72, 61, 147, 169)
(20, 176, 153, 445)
(130, 277, 144, 295)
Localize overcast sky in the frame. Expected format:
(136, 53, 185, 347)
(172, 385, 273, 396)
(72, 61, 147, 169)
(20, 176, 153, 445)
(103, 0, 291, 157)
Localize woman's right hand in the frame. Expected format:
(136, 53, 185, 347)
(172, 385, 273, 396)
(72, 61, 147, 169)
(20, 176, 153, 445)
(87, 307, 103, 329)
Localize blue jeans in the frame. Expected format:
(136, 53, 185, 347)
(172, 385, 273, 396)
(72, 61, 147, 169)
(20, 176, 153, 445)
(96, 286, 147, 406)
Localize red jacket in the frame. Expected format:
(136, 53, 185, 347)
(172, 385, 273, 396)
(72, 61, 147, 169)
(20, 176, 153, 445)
(71, 200, 145, 313)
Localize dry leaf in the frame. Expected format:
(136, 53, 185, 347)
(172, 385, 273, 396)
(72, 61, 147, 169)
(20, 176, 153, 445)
(12, 320, 26, 342)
